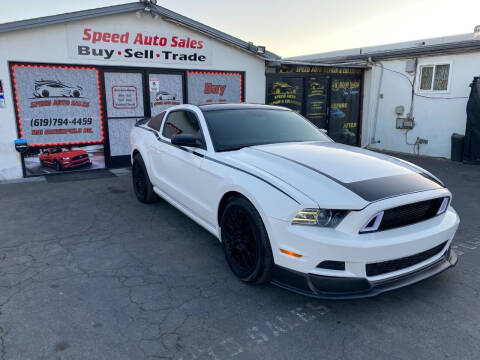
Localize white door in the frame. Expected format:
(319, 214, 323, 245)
(151, 110, 208, 220)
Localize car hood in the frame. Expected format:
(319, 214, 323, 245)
(220, 141, 444, 209)
(61, 150, 87, 157)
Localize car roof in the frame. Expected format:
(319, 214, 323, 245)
(198, 103, 291, 112)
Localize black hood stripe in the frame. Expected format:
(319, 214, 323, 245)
(343, 173, 444, 202)
(253, 148, 444, 202)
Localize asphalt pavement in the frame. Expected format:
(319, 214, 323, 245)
(0, 153, 479, 360)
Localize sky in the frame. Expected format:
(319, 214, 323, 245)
(1, 0, 480, 57)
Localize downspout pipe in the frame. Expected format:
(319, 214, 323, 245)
(370, 61, 384, 145)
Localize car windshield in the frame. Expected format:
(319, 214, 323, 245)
(203, 108, 330, 151)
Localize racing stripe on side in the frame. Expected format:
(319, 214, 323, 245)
(254, 148, 443, 202)
(204, 156, 300, 205)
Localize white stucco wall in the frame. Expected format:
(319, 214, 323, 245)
(0, 12, 266, 179)
(361, 52, 478, 158)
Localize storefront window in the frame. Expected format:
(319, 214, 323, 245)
(186, 71, 243, 104)
(148, 73, 183, 116)
(11, 63, 105, 176)
(266, 77, 303, 114)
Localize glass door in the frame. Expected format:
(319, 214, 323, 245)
(103, 71, 145, 163)
(328, 77, 361, 146)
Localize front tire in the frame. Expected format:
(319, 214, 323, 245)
(221, 197, 274, 284)
(132, 154, 159, 203)
(55, 161, 63, 171)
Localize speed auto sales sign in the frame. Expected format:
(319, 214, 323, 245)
(11, 64, 104, 147)
(66, 25, 212, 65)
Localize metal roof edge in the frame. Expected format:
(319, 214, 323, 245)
(270, 59, 368, 68)
(290, 40, 480, 64)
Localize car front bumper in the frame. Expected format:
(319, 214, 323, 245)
(63, 158, 91, 169)
(272, 247, 457, 299)
(266, 190, 460, 299)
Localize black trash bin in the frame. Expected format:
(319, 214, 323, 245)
(451, 133, 464, 162)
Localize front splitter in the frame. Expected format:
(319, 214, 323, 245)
(271, 250, 458, 300)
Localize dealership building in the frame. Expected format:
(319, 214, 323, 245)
(0, 1, 279, 179)
(4, 1, 473, 181)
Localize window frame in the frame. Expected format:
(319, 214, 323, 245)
(160, 110, 207, 150)
(417, 62, 452, 94)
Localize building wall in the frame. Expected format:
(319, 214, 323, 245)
(0, 12, 266, 180)
(361, 52, 478, 158)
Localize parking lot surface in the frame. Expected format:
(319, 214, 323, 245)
(0, 153, 479, 360)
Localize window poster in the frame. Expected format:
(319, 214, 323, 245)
(10, 63, 106, 176)
(186, 71, 242, 104)
(305, 77, 328, 129)
(328, 78, 361, 146)
(148, 73, 183, 116)
(104, 72, 144, 118)
(266, 77, 303, 113)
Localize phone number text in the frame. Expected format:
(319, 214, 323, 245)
(30, 118, 93, 127)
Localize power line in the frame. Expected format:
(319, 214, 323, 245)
(371, 63, 469, 100)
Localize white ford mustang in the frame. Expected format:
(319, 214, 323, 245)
(130, 103, 459, 299)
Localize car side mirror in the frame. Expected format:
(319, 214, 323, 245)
(171, 134, 202, 148)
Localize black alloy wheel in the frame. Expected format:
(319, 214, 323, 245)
(221, 197, 274, 284)
(41, 90, 49, 97)
(132, 154, 158, 203)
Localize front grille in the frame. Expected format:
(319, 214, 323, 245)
(379, 197, 445, 232)
(366, 241, 447, 277)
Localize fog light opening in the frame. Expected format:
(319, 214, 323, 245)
(317, 260, 346, 271)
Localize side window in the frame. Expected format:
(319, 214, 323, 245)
(162, 111, 202, 140)
(147, 112, 166, 131)
(419, 64, 451, 92)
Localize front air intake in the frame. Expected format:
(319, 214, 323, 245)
(366, 241, 447, 276)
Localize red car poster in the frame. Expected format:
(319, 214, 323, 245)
(10, 63, 106, 176)
(22, 144, 105, 176)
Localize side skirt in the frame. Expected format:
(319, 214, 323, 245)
(153, 186, 220, 239)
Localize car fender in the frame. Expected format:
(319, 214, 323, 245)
(213, 180, 308, 265)
(213, 168, 316, 247)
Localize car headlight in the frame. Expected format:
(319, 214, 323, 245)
(292, 208, 348, 227)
